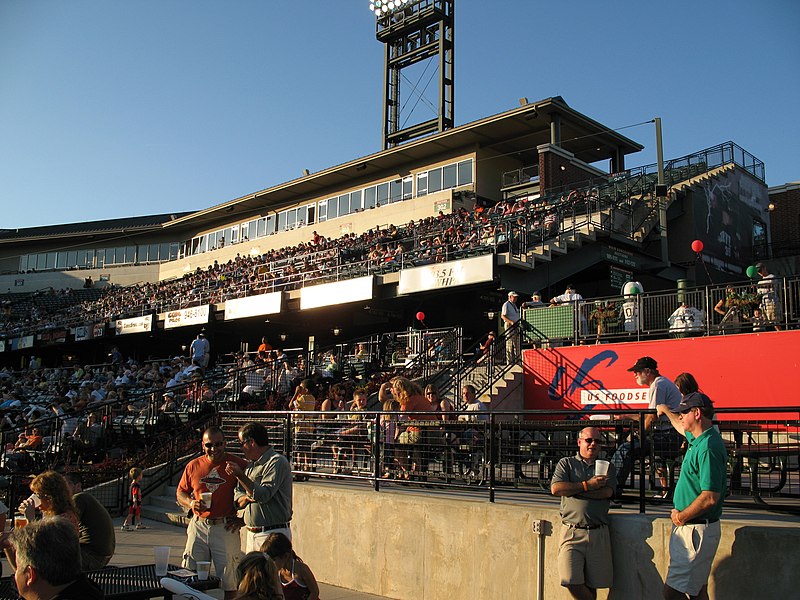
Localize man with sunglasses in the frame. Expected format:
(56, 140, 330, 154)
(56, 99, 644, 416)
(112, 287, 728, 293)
(656, 392, 726, 600)
(177, 426, 248, 600)
(551, 427, 617, 600)
(226, 422, 293, 552)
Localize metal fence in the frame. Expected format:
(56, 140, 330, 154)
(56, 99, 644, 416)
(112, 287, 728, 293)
(522, 276, 799, 346)
(218, 407, 800, 515)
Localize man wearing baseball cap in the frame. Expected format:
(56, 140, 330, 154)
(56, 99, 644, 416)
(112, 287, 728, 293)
(500, 291, 520, 363)
(656, 392, 727, 599)
(613, 356, 682, 499)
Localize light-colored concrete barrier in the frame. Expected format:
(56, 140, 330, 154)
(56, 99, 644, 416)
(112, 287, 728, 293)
(291, 484, 800, 600)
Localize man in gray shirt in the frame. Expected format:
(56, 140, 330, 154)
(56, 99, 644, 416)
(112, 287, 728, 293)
(226, 422, 292, 553)
(551, 427, 617, 599)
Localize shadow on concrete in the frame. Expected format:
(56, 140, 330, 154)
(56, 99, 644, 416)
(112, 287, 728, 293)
(608, 516, 663, 599)
(712, 525, 800, 599)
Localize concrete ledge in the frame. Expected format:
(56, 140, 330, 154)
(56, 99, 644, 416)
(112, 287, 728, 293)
(291, 483, 800, 600)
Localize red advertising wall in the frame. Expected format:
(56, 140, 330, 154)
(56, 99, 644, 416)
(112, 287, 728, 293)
(523, 330, 800, 419)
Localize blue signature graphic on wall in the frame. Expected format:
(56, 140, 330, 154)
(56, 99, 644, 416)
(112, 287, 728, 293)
(548, 350, 619, 413)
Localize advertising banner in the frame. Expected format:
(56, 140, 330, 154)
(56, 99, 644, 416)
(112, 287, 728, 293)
(115, 315, 154, 335)
(300, 276, 373, 310)
(524, 330, 800, 419)
(74, 325, 92, 342)
(224, 292, 282, 321)
(165, 305, 210, 329)
(93, 323, 106, 339)
(398, 253, 493, 295)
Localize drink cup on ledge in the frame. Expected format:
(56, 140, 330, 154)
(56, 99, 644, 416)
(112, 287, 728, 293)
(595, 459, 610, 477)
(154, 546, 170, 576)
(196, 561, 211, 581)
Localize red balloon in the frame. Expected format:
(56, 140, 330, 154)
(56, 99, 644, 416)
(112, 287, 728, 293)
(416, 311, 425, 321)
(691, 240, 704, 253)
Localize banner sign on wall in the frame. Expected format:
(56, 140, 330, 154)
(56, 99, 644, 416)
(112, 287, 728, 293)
(17, 336, 34, 350)
(38, 330, 67, 346)
(0, 340, 5, 352)
(115, 315, 154, 335)
(165, 305, 210, 329)
(300, 276, 373, 310)
(93, 323, 106, 339)
(398, 253, 493, 295)
(224, 292, 282, 321)
(524, 330, 800, 419)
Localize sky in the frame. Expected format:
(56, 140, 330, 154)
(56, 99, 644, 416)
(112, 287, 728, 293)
(1, 0, 798, 230)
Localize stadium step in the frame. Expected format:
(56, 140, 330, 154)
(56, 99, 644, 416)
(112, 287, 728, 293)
(141, 484, 189, 528)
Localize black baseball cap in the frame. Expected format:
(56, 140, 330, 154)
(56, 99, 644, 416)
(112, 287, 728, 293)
(627, 356, 658, 372)
(676, 391, 713, 413)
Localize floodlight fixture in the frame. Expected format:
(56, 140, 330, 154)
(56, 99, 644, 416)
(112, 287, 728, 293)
(369, 0, 411, 18)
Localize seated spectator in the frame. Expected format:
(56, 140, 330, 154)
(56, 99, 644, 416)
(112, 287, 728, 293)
(2, 518, 104, 600)
(261, 532, 320, 600)
(64, 473, 116, 571)
(235, 551, 284, 600)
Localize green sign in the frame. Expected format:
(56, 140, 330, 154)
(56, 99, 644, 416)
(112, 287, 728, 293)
(523, 305, 574, 339)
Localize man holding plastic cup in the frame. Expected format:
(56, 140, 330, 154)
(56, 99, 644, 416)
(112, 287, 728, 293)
(176, 426, 248, 600)
(551, 427, 617, 600)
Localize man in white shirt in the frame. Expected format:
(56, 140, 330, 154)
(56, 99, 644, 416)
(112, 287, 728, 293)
(501, 291, 520, 363)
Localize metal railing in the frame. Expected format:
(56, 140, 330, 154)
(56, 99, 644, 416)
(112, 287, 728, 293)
(216, 407, 800, 514)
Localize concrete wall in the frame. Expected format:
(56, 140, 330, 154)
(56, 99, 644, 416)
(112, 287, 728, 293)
(0, 264, 161, 293)
(292, 484, 800, 600)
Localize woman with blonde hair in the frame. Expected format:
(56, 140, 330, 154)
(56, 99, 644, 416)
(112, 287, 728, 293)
(22, 470, 79, 532)
(385, 376, 431, 478)
(235, 551, 284, 600)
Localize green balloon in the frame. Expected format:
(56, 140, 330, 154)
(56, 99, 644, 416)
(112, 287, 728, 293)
(746, 265, 758, 279)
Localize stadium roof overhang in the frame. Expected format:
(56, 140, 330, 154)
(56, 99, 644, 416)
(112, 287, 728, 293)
(163, 96, 644, 231)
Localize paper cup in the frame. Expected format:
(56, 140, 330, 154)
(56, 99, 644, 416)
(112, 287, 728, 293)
(196, 561, 211, 581)
(154, 546, 170, 576)
(595, 459, 610, 477)
(200, 491, 212, 509)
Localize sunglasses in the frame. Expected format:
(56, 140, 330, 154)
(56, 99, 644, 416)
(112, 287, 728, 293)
(204, 441, 225, 449)
(580, 437, 602, 445)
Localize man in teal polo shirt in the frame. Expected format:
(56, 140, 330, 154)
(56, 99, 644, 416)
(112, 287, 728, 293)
(657, 392, 727, 600)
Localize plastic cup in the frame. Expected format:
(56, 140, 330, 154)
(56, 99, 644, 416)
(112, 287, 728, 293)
(14, 515, 27, 529)
(200, 491, 212, 510)
(153, 546, 170, 576)
(196, 561, 211, 581)
(595, 459, 610, 477)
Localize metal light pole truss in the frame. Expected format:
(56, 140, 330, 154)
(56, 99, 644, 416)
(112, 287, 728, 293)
(372, 0, 455, 149)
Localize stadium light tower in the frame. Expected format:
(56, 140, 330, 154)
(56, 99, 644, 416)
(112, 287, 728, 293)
(369, 0, 454, 149)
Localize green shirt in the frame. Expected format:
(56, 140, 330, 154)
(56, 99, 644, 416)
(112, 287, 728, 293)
(673, 427, 727, 521)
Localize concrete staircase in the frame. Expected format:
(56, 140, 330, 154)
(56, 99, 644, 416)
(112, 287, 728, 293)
(141, 483, 189, 528)
(479, 364, 524, 417)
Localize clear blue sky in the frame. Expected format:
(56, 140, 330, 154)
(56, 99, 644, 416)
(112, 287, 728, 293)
(1, 0, 798, 230)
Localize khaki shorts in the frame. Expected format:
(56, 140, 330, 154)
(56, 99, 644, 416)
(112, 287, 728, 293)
(558, 524, 613, 590)
(245, 526, 292, 553)
(182, 517, 242, 592)
(665, 520, 721, 596)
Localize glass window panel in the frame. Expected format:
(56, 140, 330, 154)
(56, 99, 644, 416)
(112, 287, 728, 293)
(149, 244, 160, 262)
(307, 204, 315, 225)
(20, 255, 28, 271)
(287, 210, 297, 228)
(457, 159, 473, 186)
(338, 194, 350, 217)
(377, 183, 389, 206)
(416, 173, 428, 196)
(364, 186, 376, 209)
(169, 244, 179, 260)
(66, 251, 78, 268)
(350, 190, 362, 213)
(277, 211, 288, 231)
(35, 254, 46, 270)
(428, 167, 442, 193)
(209, 231, 219, 249)
(255, 219, 265, 238)
(56, 253, 68, 269)
(85, 249, 95, 267)
(327, 197, 338, 219)
(76, 250, 87, 268)
(390, 179, 402, 203)
(229, 226, 238, 244)
(44, 252, 56, 269)
(443, 164, 457, 189)
(95, 249, 105, 267)
(266, 215, 275, 234)
(125, 246, 136, 263)
(403, 177, 412, 199)
(198, 236, 207, 254)
(317, 202, 327, 222)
